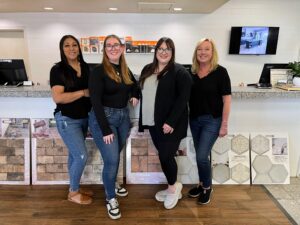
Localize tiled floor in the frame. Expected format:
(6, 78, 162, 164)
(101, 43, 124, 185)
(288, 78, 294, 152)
(264, 177, 300, 225)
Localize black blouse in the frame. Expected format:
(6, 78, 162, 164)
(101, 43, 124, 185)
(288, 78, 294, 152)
(89, 63, 140, 136)
(50, 62, 91, 119)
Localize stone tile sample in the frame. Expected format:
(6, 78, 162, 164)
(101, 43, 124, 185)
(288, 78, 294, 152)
(0, 118, 30, 184)
(31, 118, 123, 184)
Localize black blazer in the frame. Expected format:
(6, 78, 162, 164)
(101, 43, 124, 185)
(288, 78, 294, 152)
(138, 63, 192, 141)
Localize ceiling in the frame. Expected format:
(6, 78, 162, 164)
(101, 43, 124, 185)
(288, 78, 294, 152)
(0, 0, 229, 14)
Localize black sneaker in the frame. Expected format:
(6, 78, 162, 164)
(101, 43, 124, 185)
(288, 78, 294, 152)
(106, 198, 121, 220)
(188, 185, 203, 198)
(115, 183, 128, 197)
(198, 188, 213, 205)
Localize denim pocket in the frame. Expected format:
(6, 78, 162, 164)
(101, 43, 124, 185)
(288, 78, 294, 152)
(104, 107, 112, 118)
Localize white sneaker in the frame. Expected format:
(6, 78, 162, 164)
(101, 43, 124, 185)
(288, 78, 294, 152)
(155, 189, 183, 202)
(115, 182, 128, 197)
(106, 198, 121, 220)
(163, 182, 183, 209)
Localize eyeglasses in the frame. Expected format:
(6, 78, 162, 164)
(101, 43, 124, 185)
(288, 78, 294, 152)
(105, 43, 121, 51)
(157, 48, 172, 54)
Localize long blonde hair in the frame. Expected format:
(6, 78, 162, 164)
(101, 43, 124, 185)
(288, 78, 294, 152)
(191, 38, 219, 74)
(102, 34, 133, 84)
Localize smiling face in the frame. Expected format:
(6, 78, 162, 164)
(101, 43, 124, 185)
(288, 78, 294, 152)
(63, 37, 79, 63)
(104, 37, 124, 64)
(156, 42, 172, 66)
(196, 40, 213, 65)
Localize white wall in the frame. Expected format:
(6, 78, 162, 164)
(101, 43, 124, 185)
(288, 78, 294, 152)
(0, 0, 299, 85)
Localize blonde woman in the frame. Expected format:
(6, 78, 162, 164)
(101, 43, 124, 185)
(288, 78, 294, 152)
(188, 38, 231, 204)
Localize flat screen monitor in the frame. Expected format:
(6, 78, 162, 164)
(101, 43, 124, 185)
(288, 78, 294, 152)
(259, 63, 288, 84)
(0, 59, 28, 85)
(229, 26, 279, 55)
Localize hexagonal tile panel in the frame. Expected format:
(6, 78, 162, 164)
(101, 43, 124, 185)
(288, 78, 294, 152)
(231, 134, 249, 155)
(212, 137, 230, 155)
(231, 163, 250, 184)
(212, 164, 230, 184)
(269, 164, 288, 183)
(251, 135, 270, 155)
(252, 155, 272, 173)
(253, 173, 272, 184)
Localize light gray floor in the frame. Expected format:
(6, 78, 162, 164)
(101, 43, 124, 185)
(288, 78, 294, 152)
(264, 177, 300, 225)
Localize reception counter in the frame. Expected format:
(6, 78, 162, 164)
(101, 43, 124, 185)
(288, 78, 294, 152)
(0, 85, 299, 177)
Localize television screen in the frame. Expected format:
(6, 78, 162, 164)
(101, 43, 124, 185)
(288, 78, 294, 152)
(229, 26, 279, 55)
(259, 63, 288, 84)
(0, 59, 28, 85)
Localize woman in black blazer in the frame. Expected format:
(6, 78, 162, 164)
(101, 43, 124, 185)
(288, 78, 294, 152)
(138, 37, 192, 210)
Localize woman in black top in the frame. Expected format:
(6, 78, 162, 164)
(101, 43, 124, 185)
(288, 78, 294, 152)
(50, 35, 92, 205)
(89, 34, 139, 220)
(139, 37, 192, 210)
(188, 38, 231, 205)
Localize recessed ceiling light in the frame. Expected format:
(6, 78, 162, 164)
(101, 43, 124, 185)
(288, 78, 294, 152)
(109, 7, 118, 11)
(173, 7, 183, 11)
(44, 7, 54, 11)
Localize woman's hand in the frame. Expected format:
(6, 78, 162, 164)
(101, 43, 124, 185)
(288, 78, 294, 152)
(83, 89, 89, 97)
(103, 134, 114, 144)
(130, 97, 139, 107)
(219, 122, 228, 137)
(162, 123, 174, 134)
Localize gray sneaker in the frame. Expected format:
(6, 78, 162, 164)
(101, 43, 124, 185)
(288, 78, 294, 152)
(155, 189, 183, 202)
(163, 182, 183, 209)
(115, 183, 128, 197)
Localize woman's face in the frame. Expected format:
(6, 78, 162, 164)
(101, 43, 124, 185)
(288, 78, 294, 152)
(196, 41, 213, 64)
(105, 37, 124, 64)
(156, 42, 172, 66)
(63, 37, 79, 62)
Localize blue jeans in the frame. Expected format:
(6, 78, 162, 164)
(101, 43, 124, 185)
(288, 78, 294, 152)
(55, 111, 88, 192)
(89, 107, 130, 200)
(190, 114, 221, 188)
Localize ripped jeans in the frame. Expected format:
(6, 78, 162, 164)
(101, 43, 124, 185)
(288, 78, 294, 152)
(55, 111, 88, 192)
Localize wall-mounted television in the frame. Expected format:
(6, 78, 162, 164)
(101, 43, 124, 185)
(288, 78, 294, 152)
(229, 26, 279, 55)
(0, 59, 28, 85)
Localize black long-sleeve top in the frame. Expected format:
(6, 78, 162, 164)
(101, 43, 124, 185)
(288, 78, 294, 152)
(89, 63, 140, 136)
(138, 63, 192, 141)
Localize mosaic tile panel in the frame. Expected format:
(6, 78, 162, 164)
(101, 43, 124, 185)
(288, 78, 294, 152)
(251, 133, 290, 184)
(0, 118, 30, 184)
(31, 118, 123, 185)
(212, 133, 250, 185)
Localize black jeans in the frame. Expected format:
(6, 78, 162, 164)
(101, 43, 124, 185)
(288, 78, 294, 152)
(149, 127, 181, 185)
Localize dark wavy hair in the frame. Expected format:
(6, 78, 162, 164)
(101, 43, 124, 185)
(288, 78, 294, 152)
(139, 37, 175, 88)
(58, 35, 86, 88)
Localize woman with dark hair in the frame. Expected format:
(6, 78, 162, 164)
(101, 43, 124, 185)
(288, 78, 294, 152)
(138, 37, 192, 210)
(50, 35, 92, 205)
(89, 34, 139, 219)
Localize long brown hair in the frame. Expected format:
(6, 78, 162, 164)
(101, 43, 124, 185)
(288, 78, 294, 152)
(139, 37, 175, 89)
(102, 34, 133, 84)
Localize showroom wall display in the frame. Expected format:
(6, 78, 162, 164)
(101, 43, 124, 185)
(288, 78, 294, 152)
(251, 133, 290, 184)
(31, 118, 124, 185)
(0, 118, 30, 184)
(80, 36, 157, 54)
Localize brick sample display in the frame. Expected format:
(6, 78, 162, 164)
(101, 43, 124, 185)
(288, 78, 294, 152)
(31, 118, 123, 184)
(0, 118, 30, 184)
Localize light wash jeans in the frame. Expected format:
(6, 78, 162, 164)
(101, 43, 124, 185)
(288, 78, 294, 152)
(190, 114, 221, 188)
(89, 107, 130, 200)
(55, 111, 88, 192)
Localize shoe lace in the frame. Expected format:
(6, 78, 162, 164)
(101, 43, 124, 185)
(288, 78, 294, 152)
(109, 198, 119, 209)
